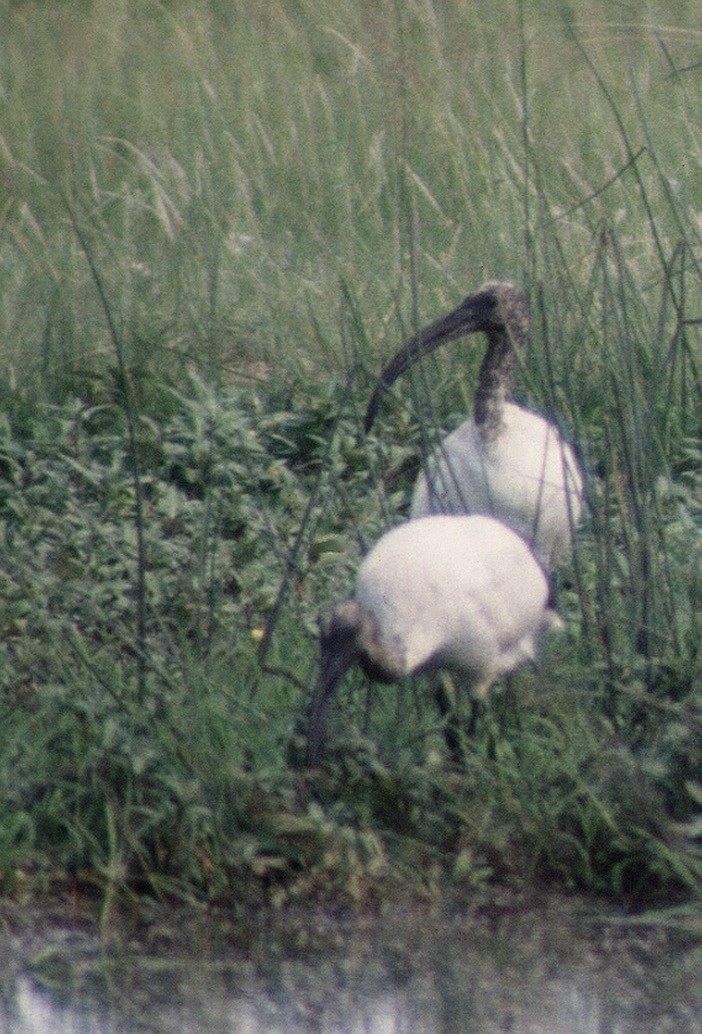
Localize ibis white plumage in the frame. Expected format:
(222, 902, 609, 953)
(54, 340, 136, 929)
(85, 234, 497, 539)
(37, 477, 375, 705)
(305, 514, 562, 766)
(364, 281, 584, 569)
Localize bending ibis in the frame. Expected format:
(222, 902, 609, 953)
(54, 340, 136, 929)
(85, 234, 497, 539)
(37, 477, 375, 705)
(305, 514, 562, 766)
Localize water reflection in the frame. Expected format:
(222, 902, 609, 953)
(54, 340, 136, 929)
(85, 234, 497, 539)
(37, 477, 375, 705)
(2, 892, 701, 1033)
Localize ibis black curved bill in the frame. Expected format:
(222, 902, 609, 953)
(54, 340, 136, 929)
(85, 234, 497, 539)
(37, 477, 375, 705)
(363, 288, 500, 433)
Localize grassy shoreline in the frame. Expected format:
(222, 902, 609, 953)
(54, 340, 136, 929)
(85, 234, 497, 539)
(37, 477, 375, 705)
(1, 0, 702, 911)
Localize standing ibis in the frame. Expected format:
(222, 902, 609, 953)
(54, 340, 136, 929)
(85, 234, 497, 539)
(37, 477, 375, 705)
(364, 281, 583, 569)
(305, 514, 562, 766)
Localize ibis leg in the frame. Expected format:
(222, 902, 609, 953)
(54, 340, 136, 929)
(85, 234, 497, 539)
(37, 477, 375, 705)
(434, 674, 464, 764)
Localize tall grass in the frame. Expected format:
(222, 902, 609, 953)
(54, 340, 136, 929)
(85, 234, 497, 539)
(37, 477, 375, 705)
(0, 0, 702, 908)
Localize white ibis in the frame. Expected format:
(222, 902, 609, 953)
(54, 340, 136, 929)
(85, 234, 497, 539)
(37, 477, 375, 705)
(364, 281, 583, 569)
(305, 514, 562, 766)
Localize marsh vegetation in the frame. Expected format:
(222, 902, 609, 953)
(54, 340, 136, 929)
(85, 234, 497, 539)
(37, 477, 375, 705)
(1, 0, 702, 912)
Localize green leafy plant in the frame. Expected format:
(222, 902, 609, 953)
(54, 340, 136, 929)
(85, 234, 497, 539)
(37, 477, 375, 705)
(0, 0, 701, 909)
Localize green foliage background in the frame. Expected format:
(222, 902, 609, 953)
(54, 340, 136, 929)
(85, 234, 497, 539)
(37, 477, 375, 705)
(1, 0, 702, 909)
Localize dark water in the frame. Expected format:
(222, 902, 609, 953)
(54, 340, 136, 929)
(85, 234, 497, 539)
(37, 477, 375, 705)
(2, 891, 701, 1033)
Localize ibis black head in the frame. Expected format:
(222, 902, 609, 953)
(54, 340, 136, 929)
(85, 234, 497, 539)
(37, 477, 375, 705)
(364, 281, 528, 432)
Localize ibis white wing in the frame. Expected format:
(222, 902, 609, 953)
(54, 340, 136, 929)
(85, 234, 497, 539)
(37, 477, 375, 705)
(411, 405, 583, 567)
(355, 515, 551, 682)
